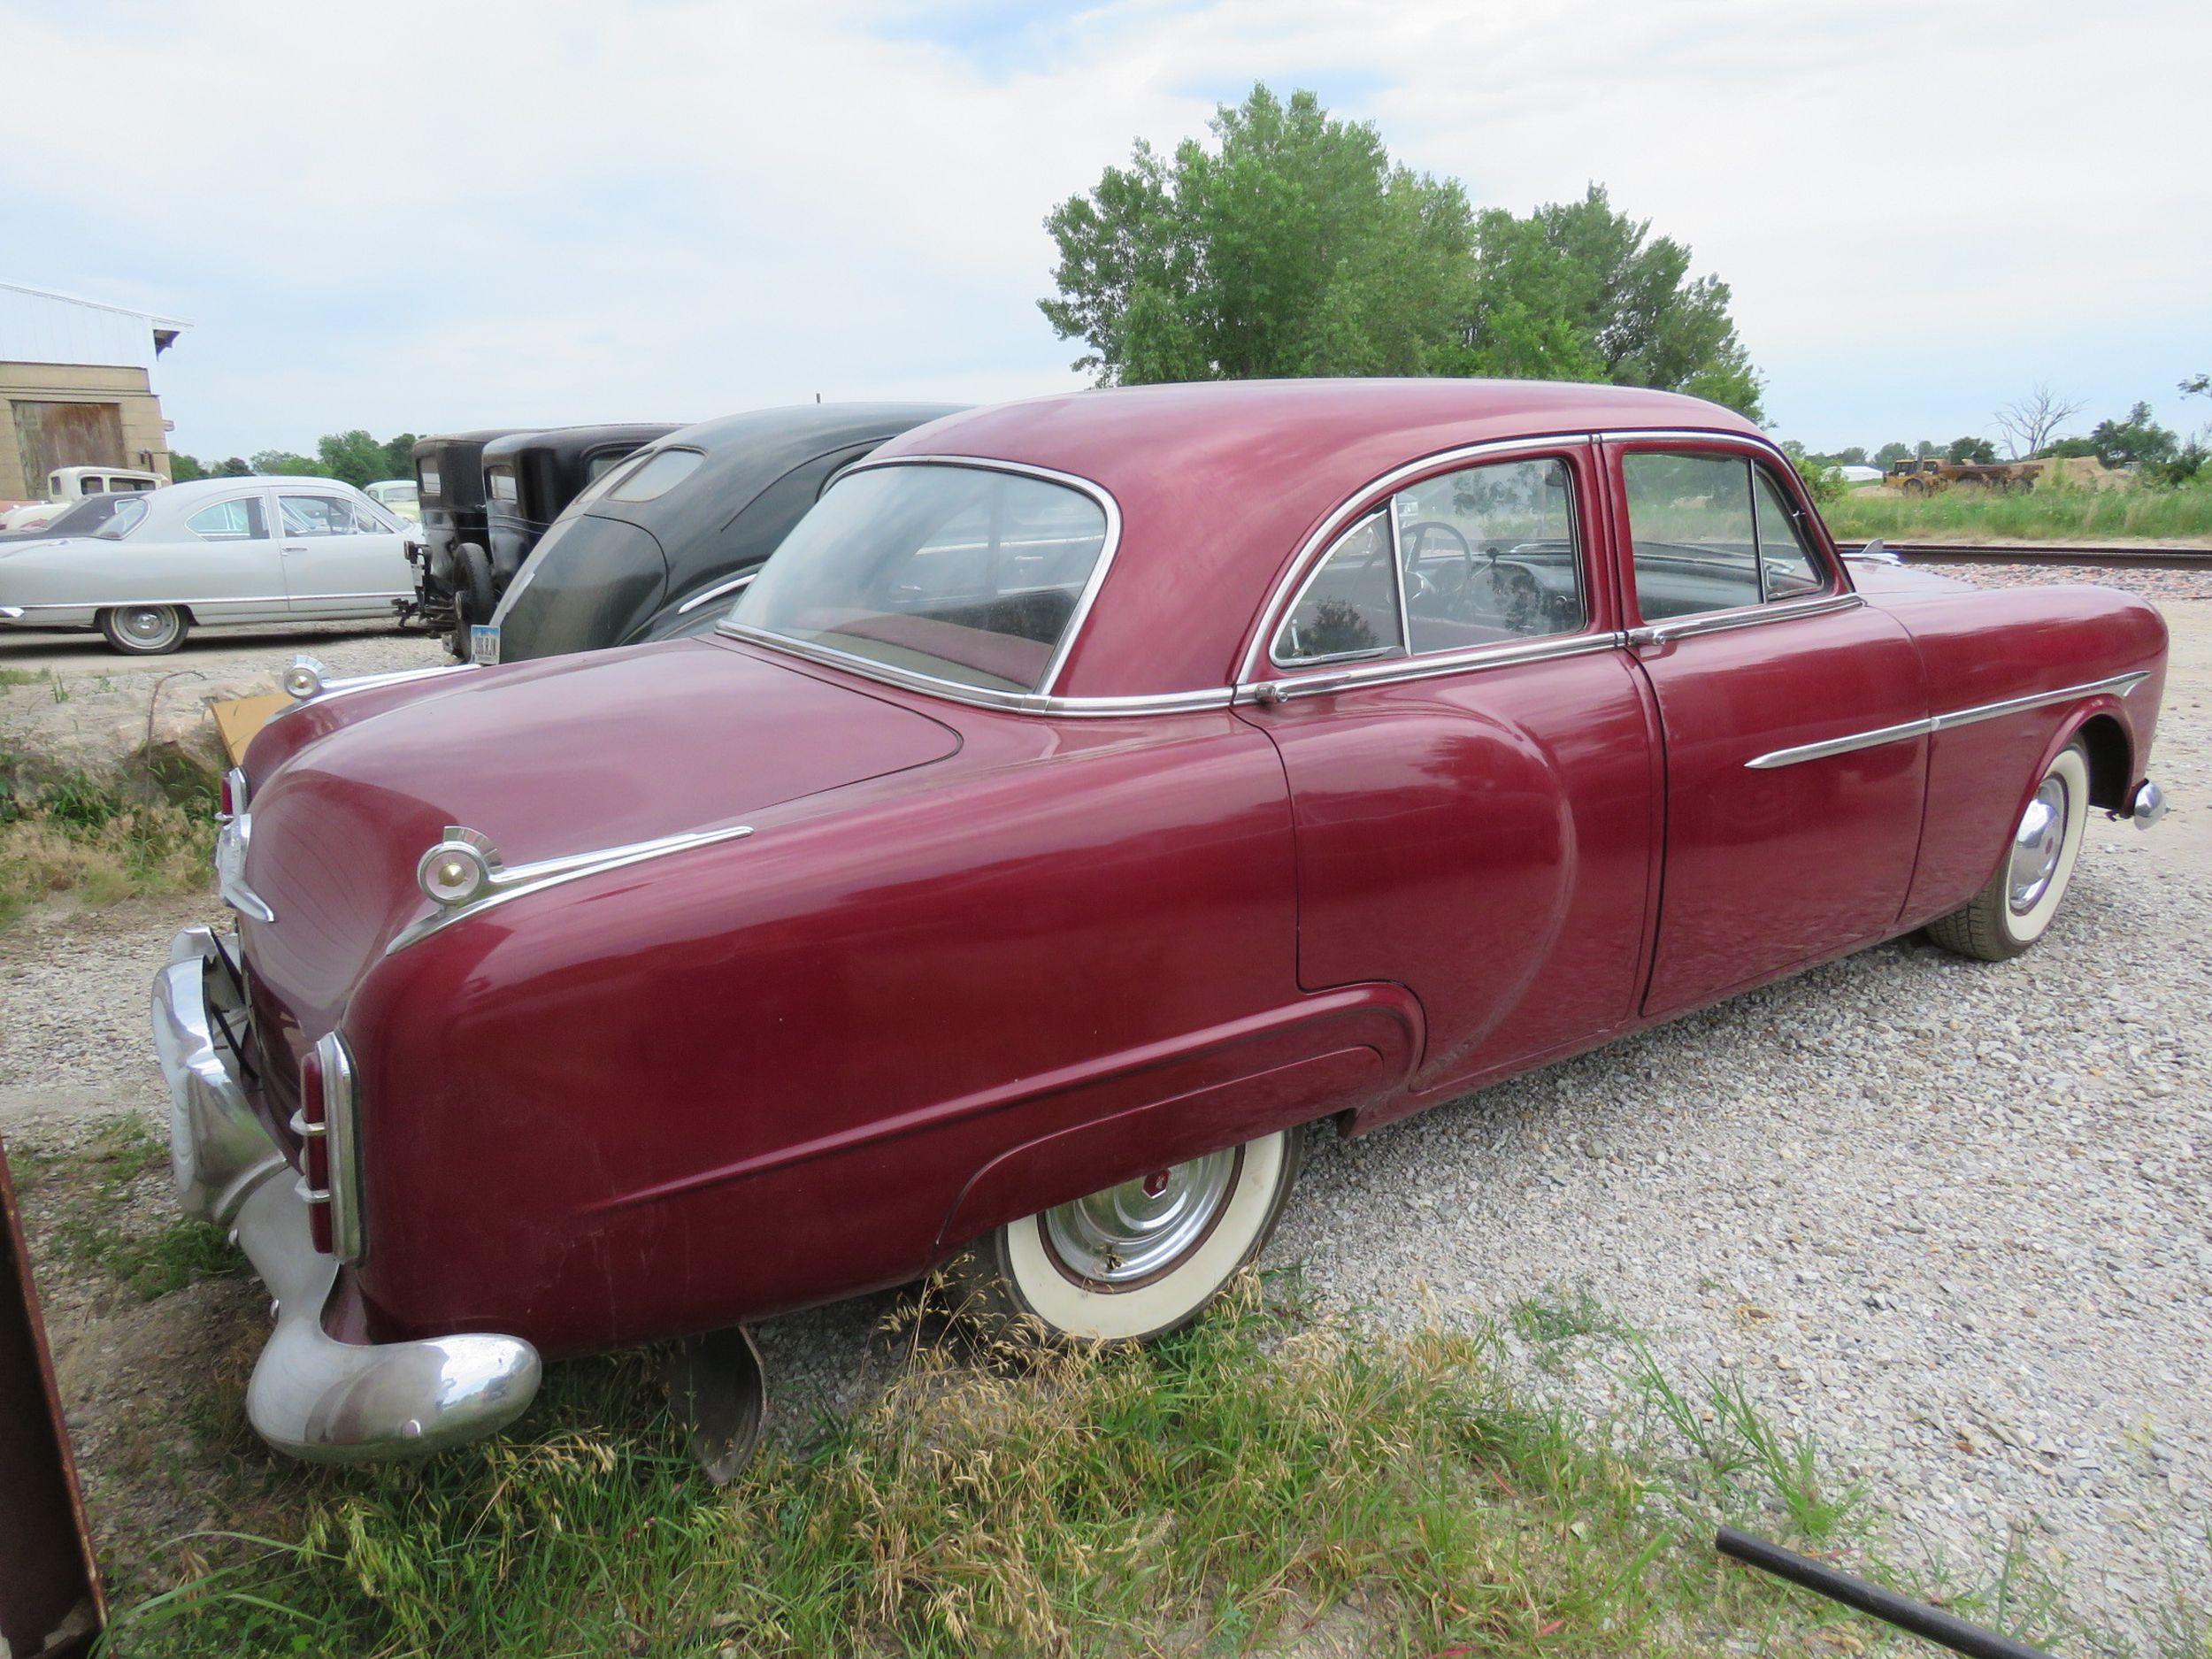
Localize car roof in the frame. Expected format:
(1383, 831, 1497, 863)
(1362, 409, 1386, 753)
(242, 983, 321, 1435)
(867, 378, 1764, 697)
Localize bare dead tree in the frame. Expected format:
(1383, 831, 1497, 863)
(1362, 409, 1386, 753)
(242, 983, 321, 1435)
(1993, 384, 2085, 458)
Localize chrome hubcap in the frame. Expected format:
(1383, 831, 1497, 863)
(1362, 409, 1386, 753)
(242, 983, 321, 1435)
(1041, 1148, 1238, 1286)
(119, 607, 173, 643)
(2007, 775, 2069, 914)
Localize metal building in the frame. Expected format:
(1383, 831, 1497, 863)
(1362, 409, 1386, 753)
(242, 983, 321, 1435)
(0, 281, 189, 500)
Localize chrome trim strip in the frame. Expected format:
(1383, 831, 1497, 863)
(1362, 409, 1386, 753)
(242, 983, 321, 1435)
(2, 592, 408, 611)
(1745, 671, 2150, 770)
(1625, 592, 1863, 646)
(1237, 432, 1600, 682)
(788, 452, 1125, 698)
(718, 623, 1237, 716)
(273, 654, 475, 716)
(0, 605, 23, 620)
(319, 1033, 364, 1264)
(674, 571, 757, 615)
(386, 822, 757, 955)
(1241, 630, 1627, 703)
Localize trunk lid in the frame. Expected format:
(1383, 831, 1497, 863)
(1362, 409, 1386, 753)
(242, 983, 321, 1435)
(237, 638, 960, 1091)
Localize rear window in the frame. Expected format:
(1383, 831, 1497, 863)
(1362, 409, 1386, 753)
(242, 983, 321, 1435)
(607, 448, 703, 503)
(731, 463, 1111, 695)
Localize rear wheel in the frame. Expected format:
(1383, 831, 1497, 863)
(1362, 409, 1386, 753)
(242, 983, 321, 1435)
(946, 1127, 1304, 1343)
(99, 604, 188, 655)
(1926, 741, 2090, 961)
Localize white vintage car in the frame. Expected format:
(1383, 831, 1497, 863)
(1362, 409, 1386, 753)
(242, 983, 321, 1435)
(0, 475, 418, 654)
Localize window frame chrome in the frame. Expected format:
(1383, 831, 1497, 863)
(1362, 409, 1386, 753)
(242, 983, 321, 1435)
(716, 452, 1124, 703)
(1240, 434, 1604, 687)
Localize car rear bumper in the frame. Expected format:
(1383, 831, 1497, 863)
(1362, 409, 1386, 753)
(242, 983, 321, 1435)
(150, 926, 541, 1463)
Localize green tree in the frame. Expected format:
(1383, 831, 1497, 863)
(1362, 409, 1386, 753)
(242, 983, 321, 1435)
(2088, 402, 2177, 469)
(1040, 85, 1478, 384)
(2181, 373, 2208, 399)
(1873, 442, 1911, 466)
(380, 433, 419, 480)
(1463, 185, 1763, 419)
(250, 449, 319, 477)
(170, 452, 205, 482)
(1945, 435, 1997, 464)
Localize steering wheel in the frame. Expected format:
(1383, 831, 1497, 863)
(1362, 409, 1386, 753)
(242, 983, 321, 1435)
(1397, 520, 1473, 603)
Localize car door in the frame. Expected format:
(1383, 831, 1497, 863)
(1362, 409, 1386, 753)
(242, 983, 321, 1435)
(1240, 441, 1659, 1116)
(157, 489, 289, 621)
(276, 490, 411, 616)
(1603, 436, 1929, 1018)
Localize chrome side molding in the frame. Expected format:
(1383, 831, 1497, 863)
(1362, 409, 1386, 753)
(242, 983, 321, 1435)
(388, 821, 757, 954)
(1746, 671, 2151, 770)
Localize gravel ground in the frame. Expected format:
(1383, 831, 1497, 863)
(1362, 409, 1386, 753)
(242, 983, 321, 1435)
(4, 581, 2205, 1640)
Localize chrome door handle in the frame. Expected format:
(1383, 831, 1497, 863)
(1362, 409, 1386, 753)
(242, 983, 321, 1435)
(281, 544, 308, 553)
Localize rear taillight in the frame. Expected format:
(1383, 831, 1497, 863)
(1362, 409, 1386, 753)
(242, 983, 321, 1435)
(289, 1033, 364, 1262)
(219, 766, 247, 823)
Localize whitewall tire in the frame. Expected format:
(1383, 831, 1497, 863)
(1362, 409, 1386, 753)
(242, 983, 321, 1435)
(1926, 741, 2090, 962)
(99, 604, 189, 656)
(948, 1127, 1304, 1343)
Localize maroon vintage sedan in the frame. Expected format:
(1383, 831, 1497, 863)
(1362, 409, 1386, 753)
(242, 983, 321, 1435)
(153, 379, 2170, 1463)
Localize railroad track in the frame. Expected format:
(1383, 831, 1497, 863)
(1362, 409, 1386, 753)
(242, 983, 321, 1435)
(1840, 541, 2212, 571)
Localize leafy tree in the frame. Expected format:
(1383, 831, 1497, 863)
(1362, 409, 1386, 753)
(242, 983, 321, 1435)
(1779, 442, 1845, 503)
(2182, 373, 2208, 399)
(1830, 445, 1867, 466)
(1945, 435, 1997, 465)
(316, 430, 382, 487)
(1040, 88, 1764, 419)
(2087, 402, 2177, 469)
(380, 433, 419, 479)
(1873, 442, 1911, 466)
(249, 449, 319, 477)
(1463, 185, 1763, 419)
(170, 452, 205, 482)
(1040, 85, 1478, 384)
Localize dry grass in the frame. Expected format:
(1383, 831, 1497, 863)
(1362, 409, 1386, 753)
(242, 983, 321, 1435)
(0, 751, 219, 925)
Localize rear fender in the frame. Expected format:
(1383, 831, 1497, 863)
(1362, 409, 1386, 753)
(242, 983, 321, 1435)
(933, 985, 1421, 1254)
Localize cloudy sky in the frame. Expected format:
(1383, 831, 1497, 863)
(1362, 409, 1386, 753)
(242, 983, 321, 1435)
(9, 0, 2207, 458)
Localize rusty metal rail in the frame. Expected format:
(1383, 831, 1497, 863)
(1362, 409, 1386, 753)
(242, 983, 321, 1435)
(1841, 541, 2212, 571)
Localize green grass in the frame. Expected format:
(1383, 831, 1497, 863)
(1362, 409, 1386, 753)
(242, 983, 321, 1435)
(90, 1278, 2143, 1659)
(0, 747, 219, 926)
(1823, 477, 2212, 543)
(35, 1118, 244, 1302)
(0, 666, 52, 687)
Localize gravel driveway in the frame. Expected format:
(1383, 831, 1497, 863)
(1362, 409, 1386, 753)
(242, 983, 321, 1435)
(5, 587, 2205, 1640)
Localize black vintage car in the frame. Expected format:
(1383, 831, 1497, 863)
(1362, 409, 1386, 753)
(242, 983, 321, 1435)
(477, 403, 962, 664)
(476, 425, 677, 632)
(402, 428, 532, 640)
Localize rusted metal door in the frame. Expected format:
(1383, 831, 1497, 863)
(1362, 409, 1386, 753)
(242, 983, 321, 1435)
(0, 1135, 104, 1657)
(10, 401, 127, 484)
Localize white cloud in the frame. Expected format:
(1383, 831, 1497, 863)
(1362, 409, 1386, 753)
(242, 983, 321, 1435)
(6, 0, 2206, 455)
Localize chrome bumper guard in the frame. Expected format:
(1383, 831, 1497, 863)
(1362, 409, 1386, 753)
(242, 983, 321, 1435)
(150, 926, 541, 1463)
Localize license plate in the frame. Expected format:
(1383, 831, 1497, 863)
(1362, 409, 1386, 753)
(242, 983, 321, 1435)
(470, 624, 501, 665)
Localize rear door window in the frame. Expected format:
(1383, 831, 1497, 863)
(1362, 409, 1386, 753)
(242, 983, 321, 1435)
(1622, 452, 1830, 621)
(188, 498, 267, 541)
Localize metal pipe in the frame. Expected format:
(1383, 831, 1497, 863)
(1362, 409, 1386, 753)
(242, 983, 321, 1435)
(1716, 1527, 2057, 1659)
